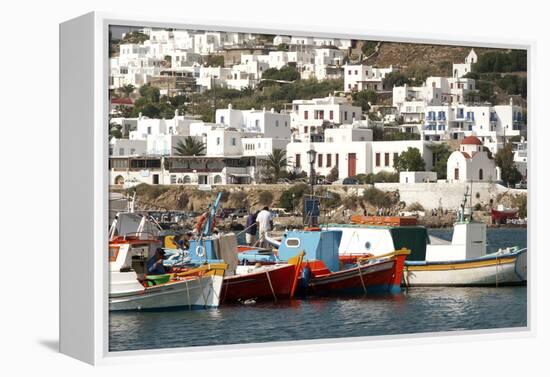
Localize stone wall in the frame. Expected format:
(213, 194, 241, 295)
(374, 182, 503, 210)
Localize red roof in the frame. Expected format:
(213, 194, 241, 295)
(461, 136, 482, 145)
(111, 98, 134, 105)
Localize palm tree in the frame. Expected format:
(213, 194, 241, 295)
(120, 84, 135, 98)
(174, 137, 206, 156)
(265, 148, 287, 183)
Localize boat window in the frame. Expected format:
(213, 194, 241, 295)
(365, 241, 371, 250)
(285, 238, 300, 248)
(109, 246, 120, 262)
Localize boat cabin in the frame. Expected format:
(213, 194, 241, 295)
(278, 230, 342, 273)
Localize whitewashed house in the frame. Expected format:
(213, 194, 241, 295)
(290, 95, 362, 141)
(274, 35, 291, 45)
(446, 136, 499, 183)
(216, 104, 291, 139)
(344, 64, 397, 92)
(109, 138, 147, 156)
(195, 66, 232, 90)
(452, 49, 478, 78)
(423, 100, 525, 153)
(146, 134, 188, 156)
(393, 77, 476, 123)
(169, 50, 201, 67)
(286, 123, 433, 179)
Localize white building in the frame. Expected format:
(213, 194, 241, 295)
(216, 105, 291, 139)
(423, 101, 525, 154)
(286, 124, 433, 179)
(512, 138, 528, 179)
(344, 64, 397, 92)
(169, 50, 201, 67)
(109, 155, 258, 186)
(128, 111, 199, 140)
(399, 171, 438, 183)
(273, 35, 291, 45)
(290, 95, 362, 141)
(446, 136, 499, 183)
(146, 134, 188, 156)
(109, 138, 147, 156)
(195, 66, 232, 90)
(452, 49, 478, 78)
(393, 77, 476, 123)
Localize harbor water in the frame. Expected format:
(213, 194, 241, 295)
(109, 228, 527, 352)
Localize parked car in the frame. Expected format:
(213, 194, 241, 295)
(515, 181, 527, 189)
(271, 207, 292, 217)
(219, 208, 235, 219)
(229, 208, 248, 219)
(277, 178, 291, 185)
(342, 177, 359, 185)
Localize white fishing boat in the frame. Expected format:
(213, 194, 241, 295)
(108, 211, 225, 311)
(318, 190, 526, 287)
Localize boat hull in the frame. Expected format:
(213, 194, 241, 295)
(220, 263, 297, 303)
(305, 257, 405, 296)
(404, 249, 527, 286)
(109, 275, 223, 311)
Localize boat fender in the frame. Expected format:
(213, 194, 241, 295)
(196, 245, 206, 258)
(299, 265, 311, 288)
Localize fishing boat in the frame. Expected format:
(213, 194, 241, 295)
(324, 190, 527, 287)
(108, 211, 226, 311)
(276, 229, 410, 295)
(162, 192, 305, 303)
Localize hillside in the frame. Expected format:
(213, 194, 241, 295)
(363, 42, 495, 76)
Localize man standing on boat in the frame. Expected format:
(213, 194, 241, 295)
(256, 206, 273, 247)
(245, 210, 259, 246)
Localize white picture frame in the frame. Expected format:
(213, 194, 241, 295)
(59, 11, 534, 365)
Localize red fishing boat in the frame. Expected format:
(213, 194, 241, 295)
(276, 229, 410, 295)
(220, 253, 303, 303)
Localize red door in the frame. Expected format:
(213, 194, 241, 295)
(348, 153, 357, 177)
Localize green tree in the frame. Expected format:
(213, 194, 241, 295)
(383, 72, 410, 90)
(264, 148, 288, 182)
(279, 184, 309, 209)
(353, 90, 377, 112)
(495, 143, 522, 185)
(277, 43, 290, 51)
(262, 66, 301, 82)
(164, 55, 172, 68)
(121, 31, 149, 44)
(139, 83, 160, 102)
(120, 84, 135, 98)
(326, 167, 339, 182)
(174, 137, 206, 156)
(205, 54, 224, 67)
(428, 143, 452, 179)
(394, 147, 426, 172)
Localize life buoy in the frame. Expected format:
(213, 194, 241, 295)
(195, 245, 206, 258)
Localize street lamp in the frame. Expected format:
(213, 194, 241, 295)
(307, 148, 317, 193)
(306, 148, 317, 227)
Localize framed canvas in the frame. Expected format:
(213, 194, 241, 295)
(59, 11, 533, 365)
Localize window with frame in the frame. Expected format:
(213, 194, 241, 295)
(375, 153, 381, 167)
(384, 153, 390, 167)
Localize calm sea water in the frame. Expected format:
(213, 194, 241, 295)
(109, 228, 528, 352)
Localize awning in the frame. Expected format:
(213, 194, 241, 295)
(229, 173, 251, 177)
